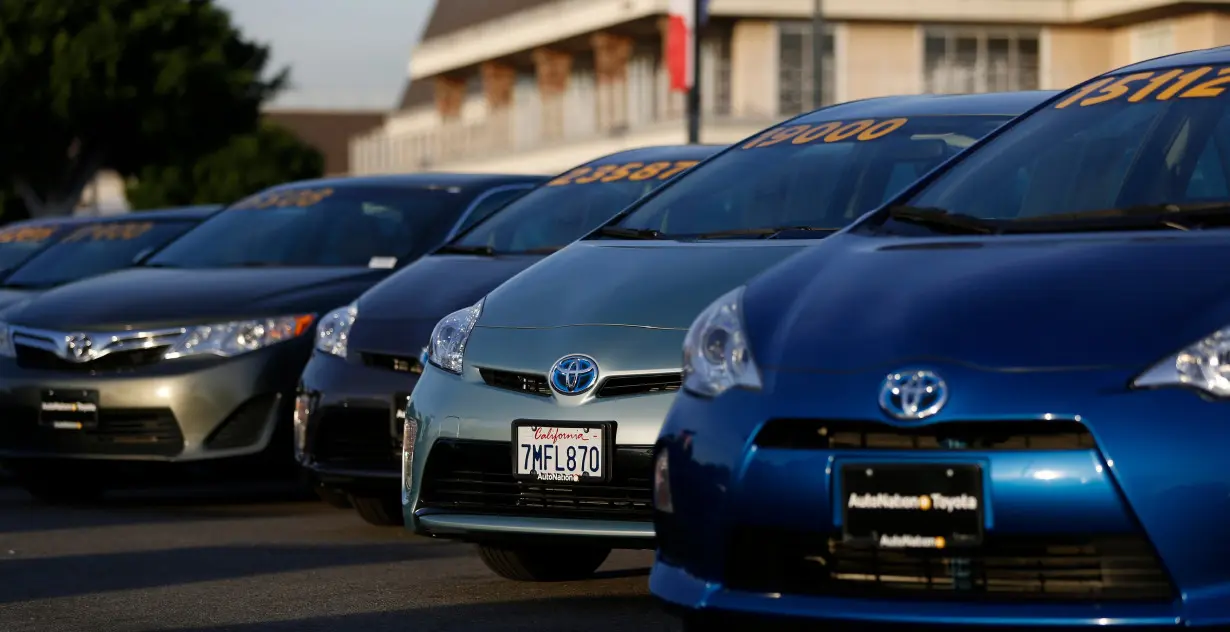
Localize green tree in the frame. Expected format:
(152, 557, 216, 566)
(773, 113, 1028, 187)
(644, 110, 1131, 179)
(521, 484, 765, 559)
(0, 0, 287, 217)
(126, 122, 325, 208)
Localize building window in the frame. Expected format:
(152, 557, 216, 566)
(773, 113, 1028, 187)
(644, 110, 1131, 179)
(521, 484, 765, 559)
(778, 21, 835, 116)
(1130, 22, 1174, 63)
(923, 27, 1039, 94)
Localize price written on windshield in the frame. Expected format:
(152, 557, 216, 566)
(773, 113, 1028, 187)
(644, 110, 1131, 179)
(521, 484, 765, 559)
(1056, 66, 1230, 108)
(741, 117, 911, 149)
(232, 187, 335, 209)
(0, 226, 57, 243)
(63, 222, 153, 242)
(546, 160, 700, 186)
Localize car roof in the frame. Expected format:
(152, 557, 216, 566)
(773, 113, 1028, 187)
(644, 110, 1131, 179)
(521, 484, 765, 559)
(580, 144, 726, 165)
(792, 90, 1062, 123)
(265, 172, 549, 195)
(1112, 45, 1230, 75)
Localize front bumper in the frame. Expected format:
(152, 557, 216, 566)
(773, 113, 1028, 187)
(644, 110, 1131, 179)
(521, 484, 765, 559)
(402, 362, 675, 546)
(0, 341, 308, 463)
(297, 349, 418, 493)
(651, 364, 1230, 627)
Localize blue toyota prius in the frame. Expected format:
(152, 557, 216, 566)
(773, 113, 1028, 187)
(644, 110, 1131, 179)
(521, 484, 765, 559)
(652, 47, 1230, 629)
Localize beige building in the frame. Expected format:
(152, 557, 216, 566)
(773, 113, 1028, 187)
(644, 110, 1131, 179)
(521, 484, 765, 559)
(351, 0, 1230, 176)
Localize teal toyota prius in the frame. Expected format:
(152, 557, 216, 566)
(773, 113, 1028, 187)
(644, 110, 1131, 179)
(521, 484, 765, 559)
(402, 90, 1057, 581)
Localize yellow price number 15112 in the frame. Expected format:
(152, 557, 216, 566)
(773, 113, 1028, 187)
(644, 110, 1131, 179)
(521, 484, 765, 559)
(1055, 66, 1230, 109)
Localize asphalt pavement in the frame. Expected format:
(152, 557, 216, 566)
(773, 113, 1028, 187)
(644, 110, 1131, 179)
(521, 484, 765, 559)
(0, 481, 677, 632)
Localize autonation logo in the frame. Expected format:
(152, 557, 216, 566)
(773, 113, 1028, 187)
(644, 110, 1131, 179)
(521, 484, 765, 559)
(848, 492, 978, 513)
(879, 534, 948, 549)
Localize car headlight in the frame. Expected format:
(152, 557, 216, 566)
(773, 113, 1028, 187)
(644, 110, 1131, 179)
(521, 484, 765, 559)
(163, 314, 316, 359)
(1135, 326, 1230, 397)
(682, 286, 762, 398)
(0, 321, 13, 358)
(315, 303, 358, 358)
(427, 298, 484, 375)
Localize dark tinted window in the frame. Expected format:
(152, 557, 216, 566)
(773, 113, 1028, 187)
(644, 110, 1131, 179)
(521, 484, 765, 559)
(615, 115, 1013, 237)
(906, 66, 1230, 223)
(0, 224, 64, 273)
(147, 185, 476, 268)
(5, 220, 198, 287)
(451, 158, 702, 253)
(455, 185, 533, 234)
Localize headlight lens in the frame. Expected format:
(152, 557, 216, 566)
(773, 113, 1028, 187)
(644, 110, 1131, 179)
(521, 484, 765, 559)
(163, 314, 315, 359)
(0, 321, 13, 358)
(682, 286, 762, 398)
(1135, 326, 1230, 397)
(315, 303, 358, 358)
(427, 298, 484, 375)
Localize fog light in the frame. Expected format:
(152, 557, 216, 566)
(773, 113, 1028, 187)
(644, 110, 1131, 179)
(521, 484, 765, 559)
(401, 413, 418, 505)
(293, 393, 311, 461)
(653, 449, 673, 513)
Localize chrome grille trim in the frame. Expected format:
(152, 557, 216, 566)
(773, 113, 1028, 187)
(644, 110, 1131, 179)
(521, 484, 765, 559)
(10, 325, 187, 363)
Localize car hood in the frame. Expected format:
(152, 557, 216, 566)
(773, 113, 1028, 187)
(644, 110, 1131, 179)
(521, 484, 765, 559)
(347, 253, 546, 355)
(3, 266, 390, 331)
(479, 240, 817, 329)
(0, 288, 35, 314)
(744, 231, 1230, 372)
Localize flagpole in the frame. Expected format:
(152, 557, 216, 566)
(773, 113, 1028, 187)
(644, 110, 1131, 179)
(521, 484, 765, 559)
(686, 0, 703, 143)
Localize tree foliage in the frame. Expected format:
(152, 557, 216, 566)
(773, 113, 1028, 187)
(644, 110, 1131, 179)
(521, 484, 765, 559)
(0, 0, 288, 217)
(126, 122, 325, 209)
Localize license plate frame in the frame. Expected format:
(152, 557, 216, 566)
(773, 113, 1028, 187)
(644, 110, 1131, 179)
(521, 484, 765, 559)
(840, 462, 984, 549)
(39, 389, 100, 430)
(510, 419, 615, 483)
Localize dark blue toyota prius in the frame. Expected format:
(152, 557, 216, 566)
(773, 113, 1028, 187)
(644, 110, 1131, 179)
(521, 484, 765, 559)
(653, 47, 1230, 629)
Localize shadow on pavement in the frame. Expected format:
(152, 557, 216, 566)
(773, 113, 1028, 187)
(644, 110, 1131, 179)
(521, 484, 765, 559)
(0, 540, 464, 604)
(164, 595, 680, 632)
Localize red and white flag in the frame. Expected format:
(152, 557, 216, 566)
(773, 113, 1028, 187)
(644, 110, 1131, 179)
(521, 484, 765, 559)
(665, 0, 697, 93)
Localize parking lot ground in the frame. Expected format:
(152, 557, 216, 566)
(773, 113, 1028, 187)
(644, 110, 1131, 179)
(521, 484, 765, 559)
(0, 482, 675, 632)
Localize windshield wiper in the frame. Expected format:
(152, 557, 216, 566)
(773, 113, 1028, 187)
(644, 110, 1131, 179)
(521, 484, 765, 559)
(597, 226, 667, 240)
(693, 226, 841, 239)
(1005, 202, 1230, 231)
(515, 246, 564, 254)
(436, 243, 496, 256)
(141, 262, 180, 268)
(885, 206, 1002, 235)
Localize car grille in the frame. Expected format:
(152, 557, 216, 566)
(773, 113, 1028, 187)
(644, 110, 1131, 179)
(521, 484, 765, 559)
(312, 406, 400, 470)
(361, 352, 423, 374)
(754, 419, 1096, 451)
(724, 528, 1174, 602)
(418, 439, 654, 520)
(15, 345, 168, 372)
(477, 367, 682, 399)
(0, 406, 184, 457)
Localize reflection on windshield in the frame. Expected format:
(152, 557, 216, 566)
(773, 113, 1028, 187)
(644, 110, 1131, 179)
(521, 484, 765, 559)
(449, 158, 704, 254)
(613, 115, 1013, 239)
(147, 186, 477, 268)
(0, 224, 63, 272)
(4, 220, 198, 288)
(904, 65, 1230, 231)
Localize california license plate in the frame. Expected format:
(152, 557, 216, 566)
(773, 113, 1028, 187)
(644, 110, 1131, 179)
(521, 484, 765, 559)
(512, 420, 611, 482)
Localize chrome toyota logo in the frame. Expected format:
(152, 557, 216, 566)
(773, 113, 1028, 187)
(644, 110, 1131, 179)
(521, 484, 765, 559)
(879, 370, 948, 420)
(62, 333, 95, 363)
(549, 355, 599, 395)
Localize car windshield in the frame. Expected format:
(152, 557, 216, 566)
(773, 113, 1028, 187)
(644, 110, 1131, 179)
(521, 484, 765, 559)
(448, 157, 701, 253)
(0, 223, 65, 274)
(147, 185, 473, 268)
(3, 219, 198, 288)
(899, 65, 1230, 233)
(611, 115, 1013, 239)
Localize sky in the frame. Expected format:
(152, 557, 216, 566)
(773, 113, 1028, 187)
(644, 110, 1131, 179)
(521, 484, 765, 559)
(216, 0, 437, 111)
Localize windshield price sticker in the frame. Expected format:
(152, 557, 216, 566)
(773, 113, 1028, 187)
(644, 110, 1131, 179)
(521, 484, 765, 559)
(546, 160, 700, 186)
(63, 222, 153, 242)
(741, 117, 911, 149)
(0, 226, 57, 243)
(232, 187, 335, 209)
(1056, 66, 1230, 109)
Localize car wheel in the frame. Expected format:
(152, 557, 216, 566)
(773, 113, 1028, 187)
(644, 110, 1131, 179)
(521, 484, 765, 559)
(350, 494, 404, 526)
(476, 543, 610, 581)
(313, 486, 352, 509)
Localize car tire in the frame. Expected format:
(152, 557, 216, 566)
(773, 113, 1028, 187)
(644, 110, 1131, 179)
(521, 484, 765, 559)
(351, 494, 404, 526)
(476, 543, 611, 581)
(314, 486, 352, 509)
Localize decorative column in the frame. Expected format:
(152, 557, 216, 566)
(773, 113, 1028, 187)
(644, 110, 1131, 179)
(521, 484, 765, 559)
(532, 47, 573, 142)
(592, 32, 633, 133)
(481, 61, 517, 151)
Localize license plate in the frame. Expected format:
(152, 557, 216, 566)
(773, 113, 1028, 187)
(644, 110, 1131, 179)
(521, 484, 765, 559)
(392, 392, 411, 436)
(39, 389, 100, 430)
(841, 463, 984, 549)
(512, 420, 612, 482)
